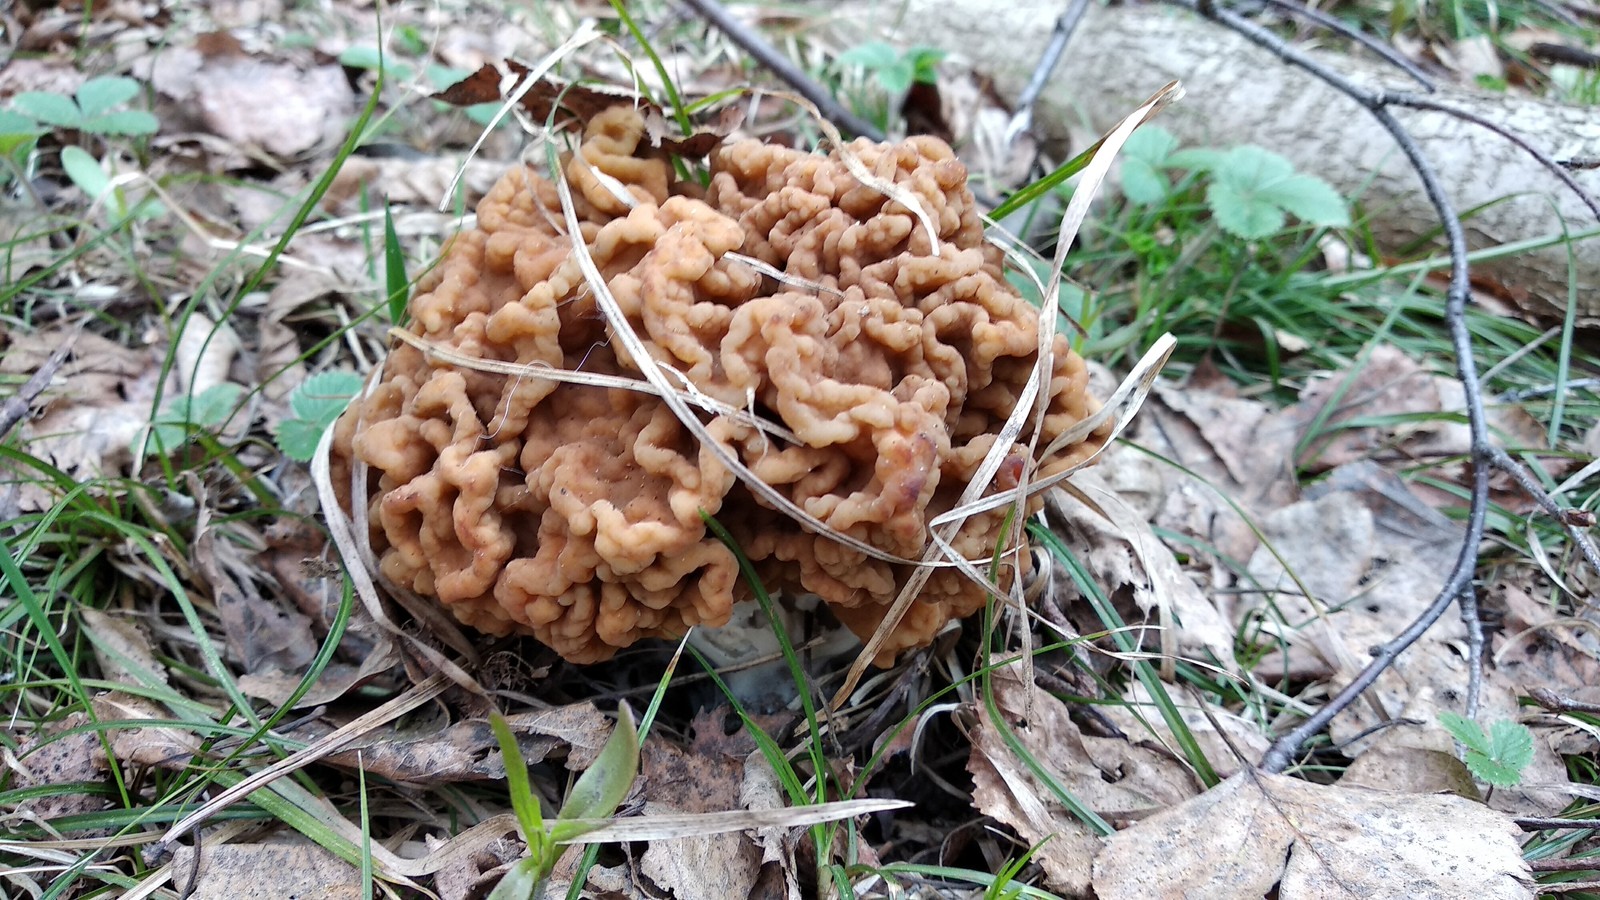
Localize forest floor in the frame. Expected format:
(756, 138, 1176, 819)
(3, 0, 1600, 898)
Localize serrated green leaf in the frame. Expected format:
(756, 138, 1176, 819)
(289, 371, 363, 421)
(1486, 719, 1534, 775)
(556, 705, 638, 825)
(75, 76, 140, 118)
(276, 419, 328, 462)
(87, 109, 159, 137)
(1464, 749, 1524, 787)
(1120, 157, 1170, 206)
(1439, 711, 1492, 755)
(186, 383, 243, 428)
(1122, 126, 1179, 165)
(837, 41, 900, 71)
(1206, 180, 1285, 240)
(1166, 147, 1225, 171)
(1217, 145, 1297, 184)
(876, 59, 916, 96)
(1258, 173, 1350, 228)
(12, 91, 83, 129)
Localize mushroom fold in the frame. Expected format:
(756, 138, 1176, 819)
(333, 108, 1105, 664)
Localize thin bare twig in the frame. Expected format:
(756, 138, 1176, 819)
(1488, 445, 1600, 579)
(1517, 816, 1600, 829)
(677, 0, 885, 141)
(1377, 90, 1600, 222)
(1250, 0, 1436, 89)
(0, 323, 82, 443)
(1531, 686, 1600, 713)
(1179, 0, 1499, 773)
(1004, 0, 1091, 146)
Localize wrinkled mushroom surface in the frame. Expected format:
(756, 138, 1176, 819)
(333, 108, 1104, 664)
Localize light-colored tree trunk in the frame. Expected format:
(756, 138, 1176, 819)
(881, 0, 1600, 321)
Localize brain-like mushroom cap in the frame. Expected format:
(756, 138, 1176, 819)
(333, 107, 1104, 664)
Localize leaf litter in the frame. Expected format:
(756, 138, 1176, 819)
(3, 0, 1599, 897)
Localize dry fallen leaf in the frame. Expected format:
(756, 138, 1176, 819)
(638, 709, 764, 900)
(1133, 381, 1300, 576)
(1093, 770, 1533, 899)
(1044, 470, 1236, 669)
(170, 840, 362, 899)
(317, 703, 612, 782)
(967, 668, 1201, 893)
(193, 520, 320, 676)
(3, 712, 109, 824)
(148, 46, 353, 161)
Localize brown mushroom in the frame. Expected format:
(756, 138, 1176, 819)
(332, 106, 1105, 665)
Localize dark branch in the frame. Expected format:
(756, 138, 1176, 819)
(1005, 0, 1091, 145)
(1172, 0, 1499, 772)
(677, 0, 885, 141)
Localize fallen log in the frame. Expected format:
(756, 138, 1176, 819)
(882, 0, 1600, 321)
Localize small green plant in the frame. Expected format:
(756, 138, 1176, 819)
(143, 383, 243, 454)
(1118, 127, 1350, 239)
(984, 838, 1051, 900)
(0, 109, 46, 156)
(277, 371, 364, 461)
(7, 76, 158, 138)
(1439, 711, 1535, 787)
(487, 705, 640, 900)
(836, 41, 945, 98)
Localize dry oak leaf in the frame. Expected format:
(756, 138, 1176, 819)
(968, 668, 1201, 894)
(1092, 771, 1532, 900)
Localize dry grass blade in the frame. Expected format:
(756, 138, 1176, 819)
(155, 673, 450, 848)
(562, 798, 913, 842)
(388, 328, 804, 445)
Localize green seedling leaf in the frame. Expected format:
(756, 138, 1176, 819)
(876, 59, 917, 97)
(1119, 126, 1180, 205)
(486, 857, 548, 900)
(60, 145, 159, 220)
(339, 46, 416, 81)
(837, 41, 901, 72)
(1440, 711, 1534, 787)
(88, 109, 160, 137)
(289, 371, 364, 422)
(146, 383, 244, 453)
(278, 371, 363, 461)
(905, 47, 947, 85)
(0, 110, 45, 155)
(382, 204, 409, 325)
(1439, 711, 1490, 755)
(11, 91, 82, 129)
(186, 382, 242, 427)
(490, 714, 548, 846)
(75, 76, 139, 118)
(11, 78, 158, 136)
(554, 705, 638, 827)
(1206, 145, 1349, 239)
(1166, 147, 1226, 171)
(60, 146, 113, 202)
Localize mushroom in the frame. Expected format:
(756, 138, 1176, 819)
(332, 107, 1105, 667)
